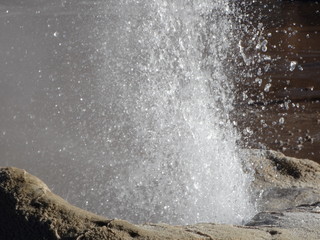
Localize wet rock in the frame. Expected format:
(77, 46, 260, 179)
(1, 150, 320, 239)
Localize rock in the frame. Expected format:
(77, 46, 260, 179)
(246, 202, 320, 239)
(0, 166, 283, 240)
(0, 167, 110, 239)
(246, 149, 320, 212)
(1, 150, 320, 239)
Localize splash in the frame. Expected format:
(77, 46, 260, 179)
(82, 0, 256, 225)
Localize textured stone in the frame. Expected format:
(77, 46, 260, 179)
(246, 149, 320, 212)
(247, 202, 320, 240)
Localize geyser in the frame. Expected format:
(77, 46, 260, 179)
(0, 0, 256, 225)
(88, 0, 256, 224)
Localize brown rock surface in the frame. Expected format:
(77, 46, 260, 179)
(1, 150, 320, 239)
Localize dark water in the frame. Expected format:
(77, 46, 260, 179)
(236, 0, 320, 163)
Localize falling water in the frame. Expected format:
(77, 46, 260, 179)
(86, 0, 256, 225)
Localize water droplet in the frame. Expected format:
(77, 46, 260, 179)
(264, 83, 271, 92)
(261, 45, 267, 52)
(254, 78, 262, 86)
(279, 117, 285, 124)
(261, 40, 268, 52)
(243, 127, 253, 135)
(290, 61, 297, 71)
(257, 68, 262, 76)
(53, 31, 59, 37)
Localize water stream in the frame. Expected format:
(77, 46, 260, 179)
(90, 0, 256, 224)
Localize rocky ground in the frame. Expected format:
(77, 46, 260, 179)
(1, 149, 320, 240)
